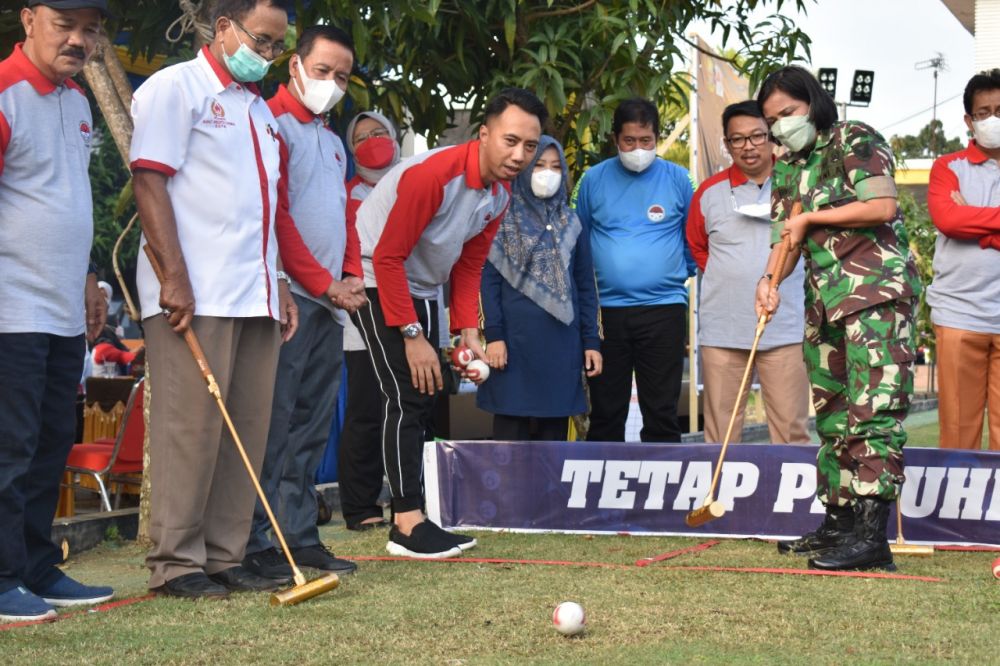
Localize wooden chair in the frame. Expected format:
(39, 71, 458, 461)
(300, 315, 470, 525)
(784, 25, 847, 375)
(64, 377, 145, 511)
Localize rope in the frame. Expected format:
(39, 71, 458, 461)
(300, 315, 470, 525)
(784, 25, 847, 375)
(165, 0, 213, 45)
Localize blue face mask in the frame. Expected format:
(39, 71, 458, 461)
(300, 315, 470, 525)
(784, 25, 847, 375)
(223, 24, 272, 83)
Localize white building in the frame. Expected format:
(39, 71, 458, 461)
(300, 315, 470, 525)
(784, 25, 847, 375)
(942, 0, 1000, 69)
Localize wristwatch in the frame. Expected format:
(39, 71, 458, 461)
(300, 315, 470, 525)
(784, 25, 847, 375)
(400, 322, 423, 339)
(276, 270, 290, 284)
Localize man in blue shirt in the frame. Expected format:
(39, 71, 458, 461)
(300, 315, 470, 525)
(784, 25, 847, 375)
(574, 98, 695, 442)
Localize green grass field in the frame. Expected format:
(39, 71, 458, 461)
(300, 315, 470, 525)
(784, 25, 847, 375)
(3, 523, 998, 664)
(4, 408, 997, 664)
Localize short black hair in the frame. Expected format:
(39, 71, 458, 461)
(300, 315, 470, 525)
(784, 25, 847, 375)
(757, 65, 838, 131)
(483, 87, 549, 128)
(211, 0, 291, 25)
(612, 98, 659, 137)
(296, 24, 354, 61)
(963, 69, 1000, 115)
(722, 100, 765, 136)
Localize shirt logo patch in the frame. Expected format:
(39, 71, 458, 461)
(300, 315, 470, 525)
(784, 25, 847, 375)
(79, 121, 91, 145)
(647, 204, 666, 222)
(265, 123, 277, 142)
(202, 99, 236, 129)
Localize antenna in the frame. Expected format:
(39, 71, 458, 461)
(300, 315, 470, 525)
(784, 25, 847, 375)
(915, 53, 948, 157)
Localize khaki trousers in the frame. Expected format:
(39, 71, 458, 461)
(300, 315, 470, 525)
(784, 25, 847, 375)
(701, 343, 811, 444)
(935, 324, 1000, 451)
(144, 315, 281, 588)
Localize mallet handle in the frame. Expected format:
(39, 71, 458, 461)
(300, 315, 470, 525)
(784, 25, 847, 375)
(143, 244, 307, 586)
(702, 202, 800, 503)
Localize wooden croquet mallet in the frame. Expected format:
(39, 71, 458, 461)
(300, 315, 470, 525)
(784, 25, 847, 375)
(143, 245, 339, 606)
(890, 500, 934, 557)
(686, 203, 800, 528)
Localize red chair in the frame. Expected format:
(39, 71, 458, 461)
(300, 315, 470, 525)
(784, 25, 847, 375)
(64, 377, 145, 511)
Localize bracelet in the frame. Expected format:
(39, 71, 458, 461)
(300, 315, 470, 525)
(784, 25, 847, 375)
(759, 273, 773, 282)
(276, 270, 290, 284)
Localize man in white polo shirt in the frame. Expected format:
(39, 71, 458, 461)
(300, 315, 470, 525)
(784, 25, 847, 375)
(243, 25, 365, 582)
(131, 0, 338, 599)
(0, 0, 114, 623)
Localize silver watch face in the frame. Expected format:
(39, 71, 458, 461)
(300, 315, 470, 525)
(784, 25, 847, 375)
(402, 323, 422, 339)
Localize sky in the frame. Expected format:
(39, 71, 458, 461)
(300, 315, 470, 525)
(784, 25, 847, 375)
(690, 0, 976, 142)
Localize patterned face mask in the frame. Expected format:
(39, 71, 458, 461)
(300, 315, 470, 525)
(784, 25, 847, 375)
(770, 114, 817, 153)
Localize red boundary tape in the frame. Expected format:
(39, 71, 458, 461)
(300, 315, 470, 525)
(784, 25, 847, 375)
(346, 554, 943, 582)
(935, 545, 1000, 552)
(635, 540, 722, 566)
(0, 593, 155, 632)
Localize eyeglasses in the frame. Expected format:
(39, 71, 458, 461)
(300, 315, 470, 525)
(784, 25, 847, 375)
(353, 128, 390, 143)
(971, 108, 1000, 121)
(725, 131, 769, 149)
(231, 17, 286, 59)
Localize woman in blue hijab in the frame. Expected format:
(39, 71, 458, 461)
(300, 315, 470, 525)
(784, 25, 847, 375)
(477, 135, 602, 440)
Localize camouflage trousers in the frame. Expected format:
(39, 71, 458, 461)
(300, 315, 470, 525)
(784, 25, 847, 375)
(804, 298, 916, 505)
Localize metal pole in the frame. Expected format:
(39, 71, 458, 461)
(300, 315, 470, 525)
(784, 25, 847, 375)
(931, 68, 939, 157)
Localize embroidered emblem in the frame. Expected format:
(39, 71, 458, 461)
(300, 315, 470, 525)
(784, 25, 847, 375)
(647, 204, 666, 222)
(79, 121, 91, 145)
(211, 100, 225, 119)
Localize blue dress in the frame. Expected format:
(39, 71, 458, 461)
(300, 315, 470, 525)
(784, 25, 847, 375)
(476, 224, 601, 417)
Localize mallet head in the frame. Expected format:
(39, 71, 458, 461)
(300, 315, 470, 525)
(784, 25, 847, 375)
(685, 500, 725, 527)
(269, 573, 340, 607)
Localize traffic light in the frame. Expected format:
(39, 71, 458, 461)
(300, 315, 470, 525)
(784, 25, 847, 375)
(850, 70, 875, 105)
(817, 68, 838, 100)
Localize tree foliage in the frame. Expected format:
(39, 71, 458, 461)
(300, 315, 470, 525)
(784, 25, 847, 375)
(890, 119, 965, 162)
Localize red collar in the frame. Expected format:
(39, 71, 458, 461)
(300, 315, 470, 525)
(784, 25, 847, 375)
(200, 45, 260, 95)
(467, 139, 486, 190)
(7, 43, 83, 95)
(965, 140, 992, 164)
(271, 83, 315, 123)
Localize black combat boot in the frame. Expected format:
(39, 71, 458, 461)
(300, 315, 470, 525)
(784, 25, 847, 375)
(776, 503, 854, 555)
(808, 497, 895, 571)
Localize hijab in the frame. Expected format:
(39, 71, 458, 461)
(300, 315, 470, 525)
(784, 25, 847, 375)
(345, 110, 400, 184)
(487, 135, 581, 325)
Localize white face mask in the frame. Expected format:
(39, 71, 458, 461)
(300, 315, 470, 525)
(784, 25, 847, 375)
(619, 147, 656, 173)
(294, 58, 346, 115)
(736, 202, 771, 220)
(973, 116, 1000, 150)
(530, 169, 562, 198)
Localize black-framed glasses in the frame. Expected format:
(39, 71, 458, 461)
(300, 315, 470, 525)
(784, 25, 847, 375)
(971, 108, 1000, 121)
(231, 17, 286, 58)
(725, 131, 769, 149)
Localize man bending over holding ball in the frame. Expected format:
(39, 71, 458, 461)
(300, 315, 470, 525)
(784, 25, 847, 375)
(352, 88, 546, 558)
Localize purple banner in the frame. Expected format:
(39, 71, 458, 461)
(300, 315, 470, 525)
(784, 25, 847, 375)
(424, 441, 1000, 546)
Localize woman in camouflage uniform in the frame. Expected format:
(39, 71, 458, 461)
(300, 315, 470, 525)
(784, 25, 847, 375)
(755, 66, 921, 571)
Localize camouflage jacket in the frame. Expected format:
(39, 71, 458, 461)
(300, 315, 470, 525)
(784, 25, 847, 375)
(770, 121, 921, 325)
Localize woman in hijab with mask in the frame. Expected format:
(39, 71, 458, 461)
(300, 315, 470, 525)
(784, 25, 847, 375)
(339, 111, 400, 531)
(477, 135, 602, 441)
(756, 65, 921, 572)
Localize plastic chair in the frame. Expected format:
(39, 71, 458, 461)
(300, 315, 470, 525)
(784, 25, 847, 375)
(64, 377, 145, 511)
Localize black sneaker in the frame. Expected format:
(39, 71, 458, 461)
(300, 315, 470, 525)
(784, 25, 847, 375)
(291, 544, 358, 576)
(386, 523, 462, 559)
(421, 520, 477, 551)
(242, 547, 292, 581)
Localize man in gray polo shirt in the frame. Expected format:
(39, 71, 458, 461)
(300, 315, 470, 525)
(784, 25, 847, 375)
(0, 0, 113, 622)
(927, 69, 1000, 452)
(243, 25, 365, 581)
(686, 101, 810, 444)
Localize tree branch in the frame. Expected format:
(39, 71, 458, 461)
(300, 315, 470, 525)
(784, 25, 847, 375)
(526, 0, 598, 21)
(677, 32, 741, 68)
